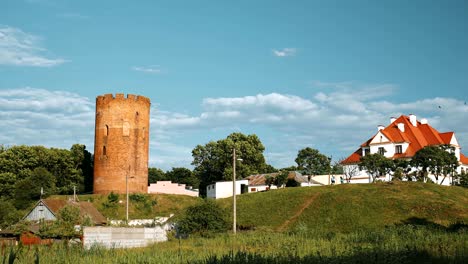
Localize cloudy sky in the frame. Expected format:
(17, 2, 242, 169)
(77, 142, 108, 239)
(1, 0, 467, 170)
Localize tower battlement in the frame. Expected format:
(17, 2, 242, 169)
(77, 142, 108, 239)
(96, 93, 151, 105)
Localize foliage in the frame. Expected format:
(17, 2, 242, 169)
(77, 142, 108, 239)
(0, 144, 93, 211)
(0, 172, 17, 199)
(262, 164, 278, 173)
(148, 167, 166, 184)
(39, 204, 82, 238)
(192, 133, 268, 196)
(130, 193, 157, 213)
(295, 147, 330, 176)
(177, 200, 229, 236)
(0, 200, 21, 229)
(455, 172, 468, 188)
(14, 167, 56, 209)
(412, 145, 459, 185)
(166, 167, 199, 188)
(274, 171, 289, 188)
(359, 154, 393, 183)
(103, 192, 119, 209)
(264, 175, 274, 188)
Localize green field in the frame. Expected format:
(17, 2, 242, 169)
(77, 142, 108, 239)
(228, 181, 468, 232)
(7, 182, 466, 263)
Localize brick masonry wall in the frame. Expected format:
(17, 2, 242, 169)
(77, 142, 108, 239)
(93, 93, 150, 194)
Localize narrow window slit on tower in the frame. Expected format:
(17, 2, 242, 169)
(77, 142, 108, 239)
(105, 125, 109, 136)
(103, 146, 107, 156)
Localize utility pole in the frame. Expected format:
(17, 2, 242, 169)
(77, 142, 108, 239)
(126, 165, 130, 222)
(73, 185, 76, 202)
(233, 148, 236, 234)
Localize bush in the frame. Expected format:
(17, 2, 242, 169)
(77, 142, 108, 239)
(177, 200, 228, 236)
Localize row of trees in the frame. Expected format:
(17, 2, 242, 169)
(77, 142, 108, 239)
(0, 144, 93, 228)
(349, 145, 461, 185)
(148, 167, 199, 189)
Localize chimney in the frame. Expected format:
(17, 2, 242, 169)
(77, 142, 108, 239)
(378, 125, 385, 131)
(421, 118, 428, 125)
(409, 114, 417, 127)
(390, 117, 396, 124)
(397, 123, 405, 132)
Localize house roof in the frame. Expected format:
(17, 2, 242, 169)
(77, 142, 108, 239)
(343, 115, 467, 164)
(244, 171, 303, 186)
(26, 199, 106, 225)
(460, 153, 468, 165)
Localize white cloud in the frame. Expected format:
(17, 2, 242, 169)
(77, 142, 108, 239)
(2, 85, 467, 171)
(272, 48, 296, 57)
(132, 66, 162, 74)
(0, 88, 94, 149)
(0, 26, 66, 67)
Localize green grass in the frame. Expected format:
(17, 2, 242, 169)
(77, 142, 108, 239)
(221, 182, 468, 232)
(5, 182, 468, 263)
(2, 226, 467, 263)
(48, 193, 201, 219)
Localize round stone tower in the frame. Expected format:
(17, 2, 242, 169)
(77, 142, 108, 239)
(93, 93, 150, 194)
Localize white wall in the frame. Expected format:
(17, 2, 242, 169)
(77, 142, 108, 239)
(83, 227, 167, 249)
(248, 185, 278, 192)
(206, 180, 248, 199)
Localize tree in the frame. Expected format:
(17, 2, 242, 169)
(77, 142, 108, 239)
(412, 145, 459, 185)
(0, 172, 17, 200)
(274, 171, 289, 188)
(391, 159, 412, 181)
(359, 154, 392, 183)
(295, 148, 330, 176)
(192, 133, 267, 197)
(0, 200, 21, 229)
(70, 144, 93, 193)
(264, 175, 274, 189)
(148, 167, 166, 185)
(14, 167, 56, 209)
(342, 164, 360, 183)
(262, 164, 278, 173)
(166, 167, 199, 189)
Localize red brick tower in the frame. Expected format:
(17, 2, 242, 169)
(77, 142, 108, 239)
(93, 93, 150, 194)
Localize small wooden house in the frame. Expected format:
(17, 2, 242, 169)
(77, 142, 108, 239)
(23, 199, 106, 226)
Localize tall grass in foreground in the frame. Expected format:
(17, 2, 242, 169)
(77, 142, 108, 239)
(1, 226, 466, 263)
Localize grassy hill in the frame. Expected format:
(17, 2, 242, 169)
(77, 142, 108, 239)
(219, 181, 468, 233)
(47, 182, 467, 232)
(49, 193, 200, 219)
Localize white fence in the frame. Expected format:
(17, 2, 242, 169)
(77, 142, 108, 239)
(83, 226, 167, 249)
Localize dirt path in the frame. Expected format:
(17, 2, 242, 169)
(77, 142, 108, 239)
(277, 193, 320, 232)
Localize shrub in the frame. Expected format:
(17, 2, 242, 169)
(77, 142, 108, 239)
(177, 200, 228, 236)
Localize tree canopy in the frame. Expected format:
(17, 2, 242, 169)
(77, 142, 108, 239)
(295, 147, 331, 176)
(192, 133, 269, 197)
(359, 153, 393, 183)
(412, 145, 458, 184)
(0, 144, 93, 218)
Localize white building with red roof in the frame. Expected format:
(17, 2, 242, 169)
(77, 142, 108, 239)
(342, 114, 468, 185)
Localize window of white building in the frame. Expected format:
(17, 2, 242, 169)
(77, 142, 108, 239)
(395, 145, 402, 154)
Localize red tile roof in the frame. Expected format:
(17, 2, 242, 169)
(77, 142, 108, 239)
(342, 115, 466, 164)
(460, 153, 468, 165)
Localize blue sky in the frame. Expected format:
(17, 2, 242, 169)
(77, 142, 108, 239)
(1, 0, 467, 170)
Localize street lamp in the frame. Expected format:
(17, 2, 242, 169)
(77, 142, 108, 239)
(232, 148, 243, 234)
